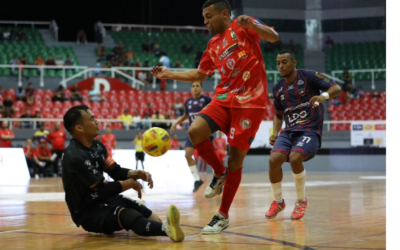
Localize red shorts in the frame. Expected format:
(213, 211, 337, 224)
(199, 101, 265, 151)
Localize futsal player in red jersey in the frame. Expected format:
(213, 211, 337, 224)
(101, 126, 116, 156)
(151, 0, 279, 234)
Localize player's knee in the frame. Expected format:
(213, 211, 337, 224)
(289, 153, 303, 166)
(188, 126, 201, 145)
(269, 154, 286, 169)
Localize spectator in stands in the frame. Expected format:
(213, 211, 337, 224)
(16, 87, 26, 101)
(19, 108, 33, 129)
(175, 60, 183, 68)
(33, 123, 50, 145)
(142, 40, 150, 53)
(0, 121, 14, 148)
(21, 55, 29, 65)
(287, 40, 298, 53)
(64, 55, 74, 66)
(52, 85, 67, 102)
(126, 47, 136, 64)
(159, 52, 171, 69)
(152, 110, 166, 129)
(34, 55, 45, 66)
(76, 29, 87, 45)
(113, 41, 125, 57)
(181, 41, 193, 54)
(10, 55, 20, 75)
(89, 85, 104, 102)
(46, 55, 56, 66)
(143, 60, 154, 80)
(154, 45, 162, 57)
(325, 36, 334, 49)
(10, 28, 19, 41)
(23, 139, 39, 178)
(164, 110, 172, 129)
(355, 86, 365, 99)
(70, 84, 83, 102)
(119, 109, 133, 130)
(25, 82, 35, 106)
(170, 134, 183, 150)
(342, 69, 355, 94)
(34, 112, 43, 128)
(2, 95, 14, 117)
(94, 59, 102, 76)
(101, 126, 117, 156)
(35, 138, 55, 177)
(19, 30, 27, 41)
(107, 51, 116, 62)
(55, 56, 64, 67)
(132, 110, 142, 129)
(264, 42, 274, 52)
(142, 111, 152, 129)
(136, 62, 150, 91)
(97, 43, 106, 57)
(151, 40, 159, 53)
(2, 29, 10, 40)
(173, 98, 185, 116)
(47, 123, 67, 176)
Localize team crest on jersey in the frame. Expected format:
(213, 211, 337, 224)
(221, 66, 226, 75)
(298, 80, 304, 85)
(299, 88, 306, 96)
(288, 85, 294, 90)
(231, 30, 238, 41)
(226, 58, 236, 70)
(222, 38, 228, 48)
(238, 51, 247, 60)
(240, 119, 252, 130)
(242, 71, 251, 81)
(230, 68, 241, 78)
(315, 72, 324, 79)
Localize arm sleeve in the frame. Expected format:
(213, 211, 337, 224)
(197, 46, 216, 76)
(99, 141, 130, 181)
(272, 86, 284, 116)
(307, 71, 337, 91)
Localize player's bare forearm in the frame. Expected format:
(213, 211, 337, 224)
(326, 85, 342, 99)
(167, 70, 207, 83)
(127, 169, 140, 180)
(250, 24, 279, 42)
(174, 114, 188, 126)
(272, 114, 284, 136)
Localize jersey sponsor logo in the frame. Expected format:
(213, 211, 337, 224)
(85, 160, 91, 166)
(299, 88, 305, 96)
(189, 112, 199, 121)
(238, 51, 247, 60)
(222, 38, 228, 48)
(236, 95, 252, 100)
(287, 111, 308, 126)
(240, 118, 252, 130)
(363, 124, 375, 131)
(284, 102, 309, 113)
(375, 124, 386, 130)
(352, 124, 363, 131)
(219, 43, 238, 61)
(287, 85, 294, 90)
(215, 45, 220, 56)
(323, 77, 330, 83)
(298, 80, 304, 85)
(194, 101, 198, 105)
(226, 58, 236, 70)
(296, 142, 304, 147)
(221, 66, 226, 75)
(216, 93, 228, 100)
(223, 82, 232, 89)
(231, 30, 238, 41)
(315, 72, 324, 79)
(91, 192, 99, 200)
(230, 86, 246, 94)
(242, 71, 251, 81)
(230, 68, 241, 78)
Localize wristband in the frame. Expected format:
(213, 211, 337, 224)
(321, 92, 329, 99)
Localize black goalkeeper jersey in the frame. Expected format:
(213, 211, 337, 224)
(62, 139, 112, 225)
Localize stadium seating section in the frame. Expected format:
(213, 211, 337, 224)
(325, 41, 386, 80)
(0, 27, 79, 77)
(101, 30, 304, 80)
(328, 92, 386, 131)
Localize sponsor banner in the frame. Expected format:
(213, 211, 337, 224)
(70, 77, 139, 92)
(351, 121, 386, 147)
(0, 148, 30, 185)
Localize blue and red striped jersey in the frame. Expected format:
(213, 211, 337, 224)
(272, 70, 337, 137)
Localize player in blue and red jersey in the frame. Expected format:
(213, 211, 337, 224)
(170, 82, 212, 193)
(152, 0, 279, 234)
(265, 50, 341, 220)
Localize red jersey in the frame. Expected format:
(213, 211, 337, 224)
(101, 134, 116, 155)
(23, 146, 36, 159)
(198, 17, 269, 109)
(0, 129, 14, 147)
(214, 138, 227, 152)
(170, 139, 181, 150)
(47, 130, 67, 150)
(35, 147, 52, 157)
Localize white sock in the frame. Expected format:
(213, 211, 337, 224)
(292, 170, 306, 202)
(271, 182, 283, 203)
(189, 165, 200, 181)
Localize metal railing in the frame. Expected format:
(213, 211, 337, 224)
(331, 69, 386, 90)
(0, 20, 58, 41)
(50, 20, 59, 42)
(95, 21, 106, 42)
(102, 23, 209, 33)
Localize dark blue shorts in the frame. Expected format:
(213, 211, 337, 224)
(185, 134, 214, 148)
(271, 131, 320, 162)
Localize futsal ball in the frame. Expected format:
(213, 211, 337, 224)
(142, 127, 171, 157)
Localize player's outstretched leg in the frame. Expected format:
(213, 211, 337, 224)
(119, 205, 184, 242)
(188, 117, 227, 198)
(185, 146, 203, 192)
(266, 152, 287, 219)
(201, 147, 245, 234)
(289, 152, 308, 220)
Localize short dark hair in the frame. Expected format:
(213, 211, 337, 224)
(63, 105, 90, 134)
(192, 81, 203, 87)
(278, 49, 296, 61)
(203, 0, 231, 15)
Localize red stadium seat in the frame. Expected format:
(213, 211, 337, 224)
(72, 101, 82, 106)
(64, 89, 71, 98)
(53, 101, 63, 108)
(112, 123, 123, 130)
(111, 109, 119, 116)
(63, 101, 72, 109)
(101, 109, 109, 116)
(100, 102, 110, 109)
(52, 108, 61, 116)
(35, 89, 44, 96)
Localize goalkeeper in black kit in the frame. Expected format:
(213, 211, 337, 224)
(61, 105, 184, 242)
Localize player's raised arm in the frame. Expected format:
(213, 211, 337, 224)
(237, 15, 279, 42)
(308, 71, 342, 109)
(170, 113, 188, 133)
(151, 66, 208, 83)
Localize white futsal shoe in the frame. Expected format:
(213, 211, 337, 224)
(204, 170, 227, 198)
(201, 213, 230, 234)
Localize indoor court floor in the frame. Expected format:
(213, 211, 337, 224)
(0, 172, 386, 250)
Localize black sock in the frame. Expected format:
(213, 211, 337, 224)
(120, 209, 167, 237)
